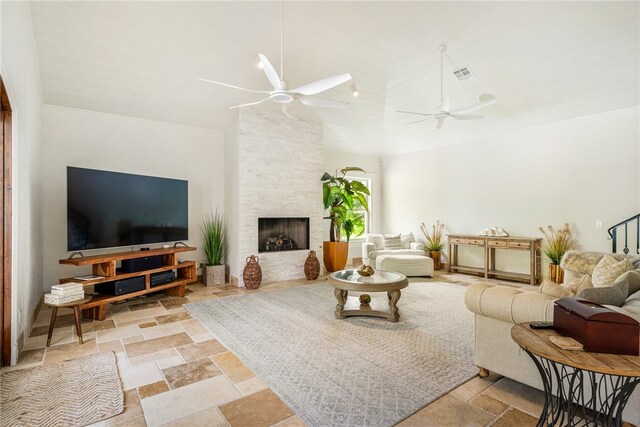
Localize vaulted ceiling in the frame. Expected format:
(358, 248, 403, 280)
(29, 1, 639, 156)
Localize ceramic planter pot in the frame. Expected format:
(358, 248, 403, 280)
(323, 241, 349, 272)
(203, 264, 225, 286)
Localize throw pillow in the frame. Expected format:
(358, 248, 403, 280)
(614, 270, 640, 297)
(400, 233, 415, 249)
(578, 280, 629, 307)
(537, 279, 573, 298)
(567, 274, 593, 295)
(591, 255, 627, 287)
(383, 233, 403, 249)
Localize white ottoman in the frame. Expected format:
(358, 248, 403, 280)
(376, 255, 434, 277)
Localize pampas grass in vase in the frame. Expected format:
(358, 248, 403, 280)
(421, 220, 445, 270)
(539, 223, 577, 284)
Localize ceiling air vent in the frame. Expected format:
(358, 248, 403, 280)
(452, 66, 473, 81)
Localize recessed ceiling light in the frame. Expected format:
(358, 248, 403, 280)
(256, 56, 264, 69)
(351, 85, 359, 97)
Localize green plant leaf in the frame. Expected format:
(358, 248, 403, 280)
(320, 172, 333, 181)
(340, 167, 366, 175)
(202, 210, 225, 265)
(349, 180, 370, 195)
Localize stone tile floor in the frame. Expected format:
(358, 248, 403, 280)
(6, 271, 549, 426)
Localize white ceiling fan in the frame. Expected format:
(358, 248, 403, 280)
(200, 2, 352, 118)
(397, 45, 496, 129)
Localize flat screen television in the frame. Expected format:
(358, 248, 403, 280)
(67, 167, 188, 251)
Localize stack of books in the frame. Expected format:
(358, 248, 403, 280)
(44, 282, 85, 305)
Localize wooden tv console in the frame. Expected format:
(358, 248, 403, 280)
(59, 246, 197, 320)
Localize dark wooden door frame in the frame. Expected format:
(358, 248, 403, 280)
(0, 76, 12, 367)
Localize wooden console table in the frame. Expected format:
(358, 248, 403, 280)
(447, 234, 542, 285)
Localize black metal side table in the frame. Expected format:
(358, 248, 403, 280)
(511, 323, 640, 427)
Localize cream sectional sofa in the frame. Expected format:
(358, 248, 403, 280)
(464, 251, 640, 425)
(361, 233, 434, 277)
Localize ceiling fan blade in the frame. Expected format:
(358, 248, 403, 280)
(450, 94, 497, 115)
(282, 104, 296, 119)
(436, 118, 445, 129)
(437, 97, 450, 112)
(450, 114, 484, 120)
(228, 96, 272, 109)
(258, 54, 282, 90)
(292, 73, 352, 96)
(300, 98, 349, 108)
(396, 111, 436, 117)
(199, 78, 271, 94)
(406, 118, 432, 125)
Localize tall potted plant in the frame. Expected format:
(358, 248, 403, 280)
(202, 210, 226, 286)
(322, 167, 369, 272)
(539, 223, 577, 283)
(420, 220, 445, 270)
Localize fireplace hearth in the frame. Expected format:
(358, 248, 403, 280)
(258, 217, 310, 253)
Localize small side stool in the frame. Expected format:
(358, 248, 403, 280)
(45, 296, 92, 347)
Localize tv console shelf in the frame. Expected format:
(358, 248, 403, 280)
(59, 246, 197, 320)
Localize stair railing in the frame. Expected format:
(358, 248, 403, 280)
(607, 213, 640, 254)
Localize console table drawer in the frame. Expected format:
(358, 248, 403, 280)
(509, 241, 530, 249)
(467, 238, 485, 246)
(487, 240, 508, 248)
(450, 237, 467, 244)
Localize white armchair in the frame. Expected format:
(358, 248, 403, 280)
(361, 233, 426, 265)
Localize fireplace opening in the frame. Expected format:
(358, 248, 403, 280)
(258, 217, 309, 253)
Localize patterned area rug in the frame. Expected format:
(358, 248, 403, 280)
(185, 280, 476, 427)
(1, 352, 124, 426)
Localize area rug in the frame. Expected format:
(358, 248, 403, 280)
(1, 352, 124, 426)
(185, 280, 477, 427)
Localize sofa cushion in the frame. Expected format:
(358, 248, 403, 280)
(615, 270, 640, 297)
(366, 234, 384, 250)
(592, 255, 627, 287)
(368, 249, 426, 262)
(578, 280, 629, 307)
(621, 290, 640, 320)
(566, 274, 593, 295)
(561, 251, 630, 276)
(383, 234, 403, 249)
(400, 233, 415, 249)
(537, 280, 573, 298)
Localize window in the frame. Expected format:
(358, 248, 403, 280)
(343, 176, 371, 241)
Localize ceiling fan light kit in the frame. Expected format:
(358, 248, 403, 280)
(396, 44, 497, 129)
(200, 2, 352, 117)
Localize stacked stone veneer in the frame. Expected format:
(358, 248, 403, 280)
(227, 107, 323, 286)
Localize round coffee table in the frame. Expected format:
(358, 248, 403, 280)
(328, 269, 409, 322)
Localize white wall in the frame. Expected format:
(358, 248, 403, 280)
(382, 106, 640, 274)
(41, 106, 224, 289)
(323, 150, 382, 262)
(1, 1, 44, 362)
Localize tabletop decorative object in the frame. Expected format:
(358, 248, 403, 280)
(357, 264, 375, 276)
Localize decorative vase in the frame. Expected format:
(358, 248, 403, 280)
(429, 251, 442, 270)
(243, 255, 262, 289)
(548, 264, 564, 284)
(304, 250, 320, 280)
(322, 241, 349, 272)
(203, 264, 225, 286)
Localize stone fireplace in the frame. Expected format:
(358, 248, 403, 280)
(224, 107, 323, 286)
(258, 217, 310, 253)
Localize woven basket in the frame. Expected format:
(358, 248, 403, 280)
(243, 255, 262, 289)
(304, 250, 320, 280)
